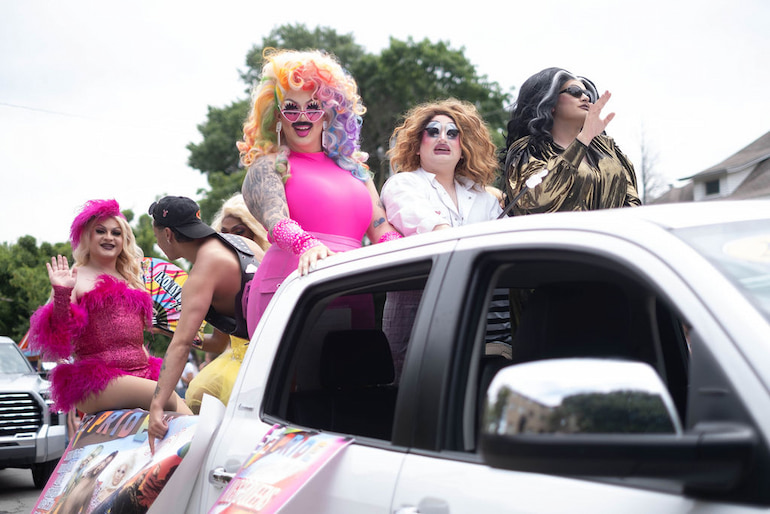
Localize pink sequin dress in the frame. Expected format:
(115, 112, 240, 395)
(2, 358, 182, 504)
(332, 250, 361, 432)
(245, 152, 373, 336)
(29, 274, 161, 412)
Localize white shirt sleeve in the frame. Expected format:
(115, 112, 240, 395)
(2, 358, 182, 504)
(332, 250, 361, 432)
(381, 172, 451, 236)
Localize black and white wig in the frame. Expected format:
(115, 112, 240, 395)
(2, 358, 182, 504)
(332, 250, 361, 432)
(503, 67, 598, 151)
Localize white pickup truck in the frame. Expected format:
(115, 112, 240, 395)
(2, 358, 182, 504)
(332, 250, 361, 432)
(159, 199, 770, 514)
(0, 336, 67, 489)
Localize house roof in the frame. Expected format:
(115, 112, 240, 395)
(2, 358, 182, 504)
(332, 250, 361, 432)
(648, 182, 694, 204)
(726, 158, 770, 200)
(684, 130, 770, 180)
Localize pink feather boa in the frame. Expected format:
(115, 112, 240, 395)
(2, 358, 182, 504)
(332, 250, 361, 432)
(77, 275, 153, 328)
(28, 295, 88, 361)
(48, 355, 162, 412)
(30, 275, 157, 412)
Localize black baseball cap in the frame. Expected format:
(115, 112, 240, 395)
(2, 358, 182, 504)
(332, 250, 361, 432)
(148, 196, 216, 239)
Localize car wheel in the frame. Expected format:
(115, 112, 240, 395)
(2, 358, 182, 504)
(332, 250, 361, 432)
(32, 459, 59, 489)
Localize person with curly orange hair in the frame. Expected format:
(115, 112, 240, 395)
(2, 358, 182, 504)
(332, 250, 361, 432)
(382, 98, 502, 234)
(380, 99, 503, 379)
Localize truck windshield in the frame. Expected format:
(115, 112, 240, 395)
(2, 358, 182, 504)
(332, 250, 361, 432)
(673, 219, 770, 321)
(0, 344, 34, 374)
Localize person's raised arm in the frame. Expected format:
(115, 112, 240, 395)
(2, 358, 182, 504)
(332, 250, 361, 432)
(576, 90, 615, 147)
(47, 255, 78, 321)
(29, 256, 82, 361)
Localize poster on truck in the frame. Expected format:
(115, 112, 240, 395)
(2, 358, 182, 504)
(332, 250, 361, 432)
(32, 409, 198, 514)
(210, 425, 352, 513)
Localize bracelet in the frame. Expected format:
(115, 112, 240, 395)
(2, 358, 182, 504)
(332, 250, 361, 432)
(270, 218, 322, 256)
(377, 231, 403, 243)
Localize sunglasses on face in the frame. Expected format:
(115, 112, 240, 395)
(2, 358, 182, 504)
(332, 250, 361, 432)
(559, 85, 593, 101)
(280, 106, 325, 123)
(424, 121, 460, 140)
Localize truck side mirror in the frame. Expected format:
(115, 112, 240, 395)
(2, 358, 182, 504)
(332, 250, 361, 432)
(480, 358, 756, 493)
(481, 358, 681, 439)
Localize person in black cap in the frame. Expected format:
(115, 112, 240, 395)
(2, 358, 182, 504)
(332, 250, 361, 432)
(146, 195, 265, 452)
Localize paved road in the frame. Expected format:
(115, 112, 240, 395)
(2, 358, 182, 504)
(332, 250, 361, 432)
(0, 467, 42, 513)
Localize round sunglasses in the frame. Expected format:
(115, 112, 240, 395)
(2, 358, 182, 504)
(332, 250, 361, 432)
(424, 121, 460, 140)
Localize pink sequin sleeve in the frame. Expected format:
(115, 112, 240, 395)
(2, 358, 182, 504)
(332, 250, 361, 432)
(28, 285, 87, 360)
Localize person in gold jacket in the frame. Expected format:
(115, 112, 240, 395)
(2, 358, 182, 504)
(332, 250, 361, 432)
(501, 67, 640, 215)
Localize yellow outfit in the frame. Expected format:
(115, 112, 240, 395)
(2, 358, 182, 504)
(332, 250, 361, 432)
(184, 336, 248, 414)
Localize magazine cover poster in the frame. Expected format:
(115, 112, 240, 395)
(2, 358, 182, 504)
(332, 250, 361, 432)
(32, 408, 198, 514)
(210, 425, 352, 513)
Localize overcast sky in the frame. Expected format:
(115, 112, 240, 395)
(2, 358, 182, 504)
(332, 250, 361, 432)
(2, 0, 768, 245)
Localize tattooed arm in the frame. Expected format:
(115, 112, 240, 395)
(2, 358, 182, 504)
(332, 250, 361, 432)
(241, 155, 289, 236)
(243, 154, 335, 275)
(364, 178, 401, 243)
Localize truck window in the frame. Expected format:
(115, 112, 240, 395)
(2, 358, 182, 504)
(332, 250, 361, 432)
(455, 253, 691, 452)
(263, 263, 432, 442)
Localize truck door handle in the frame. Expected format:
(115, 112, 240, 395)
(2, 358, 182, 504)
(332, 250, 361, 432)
(394, 498, 450, 514)
(208, 466, 235, 486)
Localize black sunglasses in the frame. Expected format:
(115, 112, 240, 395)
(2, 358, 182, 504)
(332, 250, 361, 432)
(559, 85, 592, 101)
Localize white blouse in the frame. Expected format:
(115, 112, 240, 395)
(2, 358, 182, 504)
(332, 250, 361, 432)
(381, 168, 502, 236)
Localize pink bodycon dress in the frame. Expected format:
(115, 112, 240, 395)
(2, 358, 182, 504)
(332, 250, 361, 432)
(29, 275, 161, 412)
(245, 151, 372, 336)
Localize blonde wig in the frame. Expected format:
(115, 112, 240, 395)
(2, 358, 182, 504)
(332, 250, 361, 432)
(211, 193, 270, 251)
(72, 215, 144, 291)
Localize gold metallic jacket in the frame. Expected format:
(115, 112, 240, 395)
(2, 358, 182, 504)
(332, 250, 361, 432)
(504, 135, 641, 215)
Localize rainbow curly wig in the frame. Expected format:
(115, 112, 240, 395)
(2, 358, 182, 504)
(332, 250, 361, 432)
(236, 48, 370, 181)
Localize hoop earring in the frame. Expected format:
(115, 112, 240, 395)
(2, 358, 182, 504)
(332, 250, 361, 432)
(322, 121, 327, 150)
(276, 121, 282, 147)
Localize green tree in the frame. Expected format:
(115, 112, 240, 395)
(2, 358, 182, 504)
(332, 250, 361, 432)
(484, 385, 512, 433)
(240, 24, 367, 86)
(0, 236, 70, 342)
(186, 100, 250, 222)
(549, 391, 676, 434)
(135, 212, 165, 261)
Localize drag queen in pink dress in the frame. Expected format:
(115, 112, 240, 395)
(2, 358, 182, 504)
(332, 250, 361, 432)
(29, 199, 191, 415)
(238, 49, 401, 336)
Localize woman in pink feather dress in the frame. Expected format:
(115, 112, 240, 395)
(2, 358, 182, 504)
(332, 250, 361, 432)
(29, 199, 191, 415)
